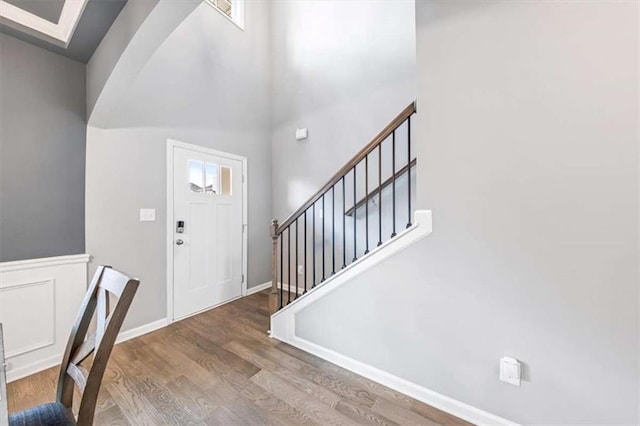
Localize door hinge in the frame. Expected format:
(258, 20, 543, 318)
(242, 274, 245, 283)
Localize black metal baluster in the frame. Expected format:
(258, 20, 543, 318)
(407, 116, 412, 228)
(378, 143, 383, 246)
(364, 155, 369, 255)
(295, 219, 299, 299)
(322, 194, 326, 281)
(304, 210, 307, 293)
(391, 130, 397, 238)
(332, 186, 336, 274)
(312, 203, 316, 288)
(287, 227, 291, 304)
(352, 166, 357, 262)
(279, 232, 283, 309)
(342, 177, 346, 269)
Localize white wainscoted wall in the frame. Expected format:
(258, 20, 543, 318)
(0, 254, 89, 382)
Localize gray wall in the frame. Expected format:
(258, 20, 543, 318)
(0, 33, 86, 262)
(296, 0, 639, 423)
(270, 0, 416, 221)
(86, 1, 271, 331)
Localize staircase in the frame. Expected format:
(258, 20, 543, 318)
(268, 103, 417, 314)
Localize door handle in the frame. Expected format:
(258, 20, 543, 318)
(176, 239, 184, 245)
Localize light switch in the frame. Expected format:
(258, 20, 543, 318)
(140, 209, 156, 222)
(500, 356, 521, 386)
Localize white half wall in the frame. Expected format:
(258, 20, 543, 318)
(0, 254, 89, 382)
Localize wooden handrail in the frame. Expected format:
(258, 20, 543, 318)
(344, 158, 416, 217)
(276, 101, 416, 234)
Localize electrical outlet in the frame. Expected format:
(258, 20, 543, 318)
(297, 265, 304, 274)
(500, 356, 521, 386)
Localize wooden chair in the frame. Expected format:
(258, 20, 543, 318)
(8, 266, 140, 426)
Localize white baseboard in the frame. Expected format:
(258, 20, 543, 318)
(246, 282, 271, 295)
(285, 335, 519, 426)
(115, 318, 169, 345)
(7, 318, 169, 383)
(247, 281, 307, 296)
(6, 355, 62, 383)
(277, 281, 305, 295)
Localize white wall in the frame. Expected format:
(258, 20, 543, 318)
(294, 0, 639, 423)
(86, 1, 271, 331)
(270, 0, 416, 221)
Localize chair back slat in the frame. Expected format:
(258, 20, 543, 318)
(55, 266, 139, 425)
(65, 363, 88, 394)
(95, 288, 109, 349)
(70, 333, 96, 366)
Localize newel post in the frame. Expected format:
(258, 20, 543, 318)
(269, 219, 279, 314)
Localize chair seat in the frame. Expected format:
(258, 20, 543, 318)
(9, 402, 75, 426)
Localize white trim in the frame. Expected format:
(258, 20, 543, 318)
(115, 318, 169, 345)
(0, 0, 88, 48)
(166, 139, 249, 323)
(204, 0, 244, 31)
(6, 353, 61, 383)
(276, 281, 304, 296)
(285, 336, 519, 426)
(246, 282, 271, 295)
(57, 0, 88, 44)
(0, 254, 90, 273)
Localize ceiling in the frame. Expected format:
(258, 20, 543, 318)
(0, 0, 127, 63)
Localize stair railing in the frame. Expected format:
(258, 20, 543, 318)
(270, 102, 417, 314)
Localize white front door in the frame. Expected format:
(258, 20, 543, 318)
(172, 145, 244, 320)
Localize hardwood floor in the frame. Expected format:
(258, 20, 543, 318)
(7, 290, 470, 425)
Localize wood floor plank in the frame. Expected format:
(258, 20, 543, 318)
(371, 397, 439, 426)
(93, 403, 130, 426)
(335, 399, 400, 426)
(259, 340, 380, 408)
(224, 340, 342, 409)
(251, 370, 355, 425)
(275, 341, 421, 411)
(240, 381, 319, 426)
(7, 290, 469, 425)
(165, 375, 218, 420)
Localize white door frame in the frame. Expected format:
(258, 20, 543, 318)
(166, 139, 249, 323)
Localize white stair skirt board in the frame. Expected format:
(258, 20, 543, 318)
(270, 210, 519, 426)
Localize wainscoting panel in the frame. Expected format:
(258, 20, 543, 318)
(0, 254, 90, 382)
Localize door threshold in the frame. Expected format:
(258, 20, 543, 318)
(172, 294, 243, 323)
